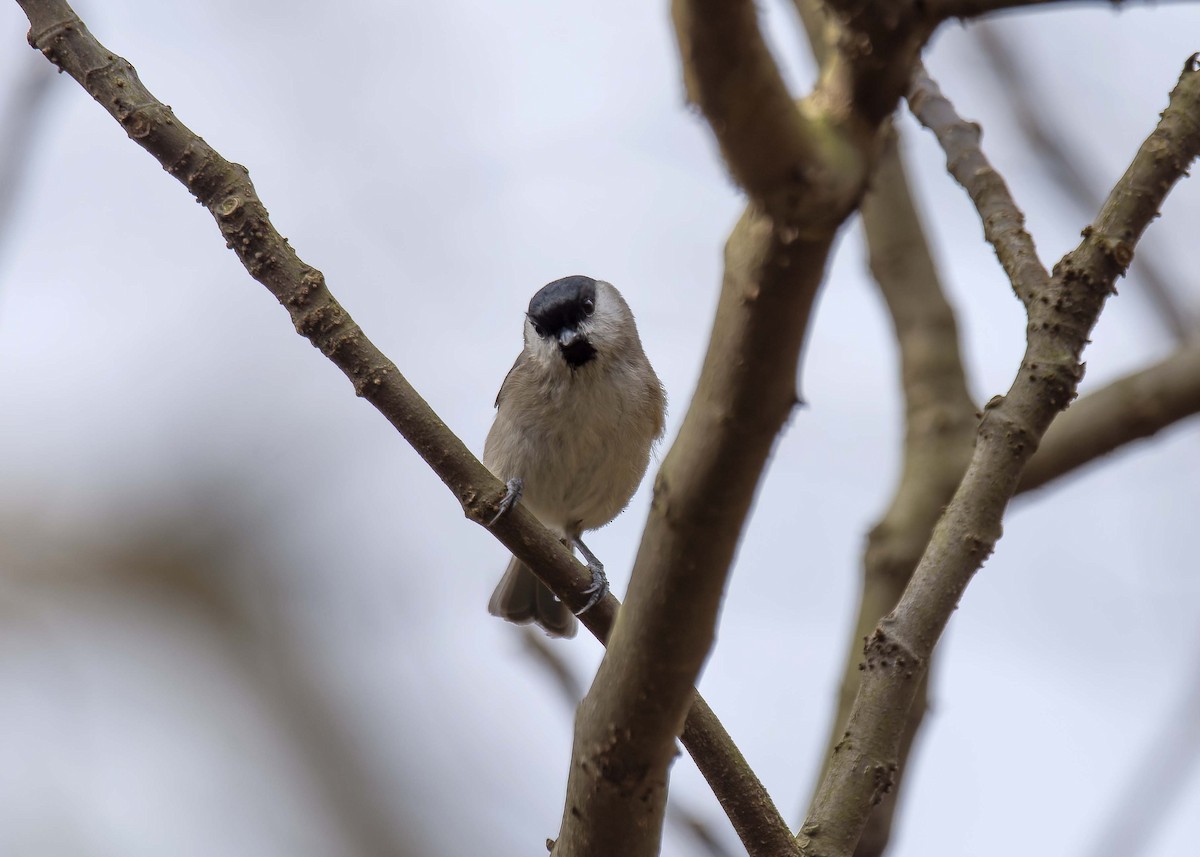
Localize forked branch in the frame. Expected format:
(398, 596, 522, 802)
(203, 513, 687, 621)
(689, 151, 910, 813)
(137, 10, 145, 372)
(799, 55, 1200, 857)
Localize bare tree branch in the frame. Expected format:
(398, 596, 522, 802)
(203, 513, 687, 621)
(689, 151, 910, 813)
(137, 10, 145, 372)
(799, 55, 1200, 857)
(14, 0, 588, 614)
(789, 6, 980, 855)
(815, 0, 936, 128)
(554, 207, 819, 857)
(820, 123, 980, 857)
(9, 2, 793, 853)
(551, 0, 952, 852)
(520, 628, 738, 857)
(555, 1, 999, 852)
(18, 3, 1200, 857)
(784, 9, 980, 854)
(672, 0, 831, 223)
(1019, 341, 1200, 493)
(907, 65, 1050, 306)
(974, 24, 1196, 341)
(910, 32, 1200, 496)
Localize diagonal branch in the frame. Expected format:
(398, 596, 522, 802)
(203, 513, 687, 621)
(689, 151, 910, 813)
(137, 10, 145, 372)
(799, 55, 1200, 857)
(909, 58, 1200, 496)
(973, 24, 1196, 342)
(907, 64, 1049, 306)
(1019, 341, 1200, 493)
(520, 629, 737, 857)
(13, 0, 586, 617)
(9, 1, 795, 853)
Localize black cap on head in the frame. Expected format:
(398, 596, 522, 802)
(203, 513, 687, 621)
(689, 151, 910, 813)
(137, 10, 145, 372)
(528, 276, 597, 336)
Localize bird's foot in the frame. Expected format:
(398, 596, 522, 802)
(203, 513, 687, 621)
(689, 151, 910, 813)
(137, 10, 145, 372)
(576, 563, 609, 616)
(571, 538, 608, 616)
(488, 477, 524, 527)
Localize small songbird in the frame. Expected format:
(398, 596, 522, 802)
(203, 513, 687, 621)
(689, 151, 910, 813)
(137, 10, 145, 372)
(484, 275, 666, 638)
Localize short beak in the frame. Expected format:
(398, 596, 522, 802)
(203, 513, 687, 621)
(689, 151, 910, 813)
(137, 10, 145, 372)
(558, 328, 582, 348)
(557, 327, 597, 368)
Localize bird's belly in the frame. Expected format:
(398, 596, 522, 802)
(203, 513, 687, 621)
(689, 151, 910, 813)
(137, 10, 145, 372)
(531, 441, 638, 532)
(487, 414, 647, 536)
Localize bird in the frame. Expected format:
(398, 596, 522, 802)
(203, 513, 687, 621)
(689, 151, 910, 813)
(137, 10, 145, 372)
(484, 275, 666, 638)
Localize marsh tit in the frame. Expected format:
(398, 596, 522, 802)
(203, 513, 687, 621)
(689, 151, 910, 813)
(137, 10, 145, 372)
(484, 275, 666, 638)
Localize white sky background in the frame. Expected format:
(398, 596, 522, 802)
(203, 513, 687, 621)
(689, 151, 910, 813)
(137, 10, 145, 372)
(1, 2, 1199, 856)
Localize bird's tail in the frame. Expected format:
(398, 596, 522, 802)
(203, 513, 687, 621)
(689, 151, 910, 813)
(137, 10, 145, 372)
(488, 556, 577, 639)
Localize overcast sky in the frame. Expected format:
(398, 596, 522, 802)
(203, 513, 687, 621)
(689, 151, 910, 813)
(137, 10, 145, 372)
(1, 2, 1199, 856)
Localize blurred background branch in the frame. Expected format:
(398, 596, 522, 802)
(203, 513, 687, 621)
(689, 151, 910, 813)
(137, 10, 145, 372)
(0, 55, 53, 275)
(0, 485, 429, 857)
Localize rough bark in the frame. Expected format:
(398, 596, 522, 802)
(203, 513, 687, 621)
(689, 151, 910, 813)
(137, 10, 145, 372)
(1020, 342, 1200, 493)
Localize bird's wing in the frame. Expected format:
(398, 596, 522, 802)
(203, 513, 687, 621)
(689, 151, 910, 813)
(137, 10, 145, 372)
(495, 351, 526, 408)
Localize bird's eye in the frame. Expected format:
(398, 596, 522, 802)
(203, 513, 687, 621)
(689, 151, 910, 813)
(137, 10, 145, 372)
(531, 321, 545, 337)
(582, 298, 595, 316)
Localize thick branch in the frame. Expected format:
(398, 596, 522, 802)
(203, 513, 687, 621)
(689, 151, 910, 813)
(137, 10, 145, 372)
(907, 65, 1049, 306)
(1019, 342, 1200, 493)
(672, 0, 833, 224)
(556, 204, 820, 857)
(816, 0, 935, 128)
(799, 56, 1200, 857)
(11, 1, 794, 852)
(520, 630, 737, 857)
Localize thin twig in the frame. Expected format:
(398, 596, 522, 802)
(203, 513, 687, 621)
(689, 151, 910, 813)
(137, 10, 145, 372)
(799, 56, 1200, 857)
(907, 64, 1050, 306)
(10, 2, 789, 853)
(974, 23, 1195, 341)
